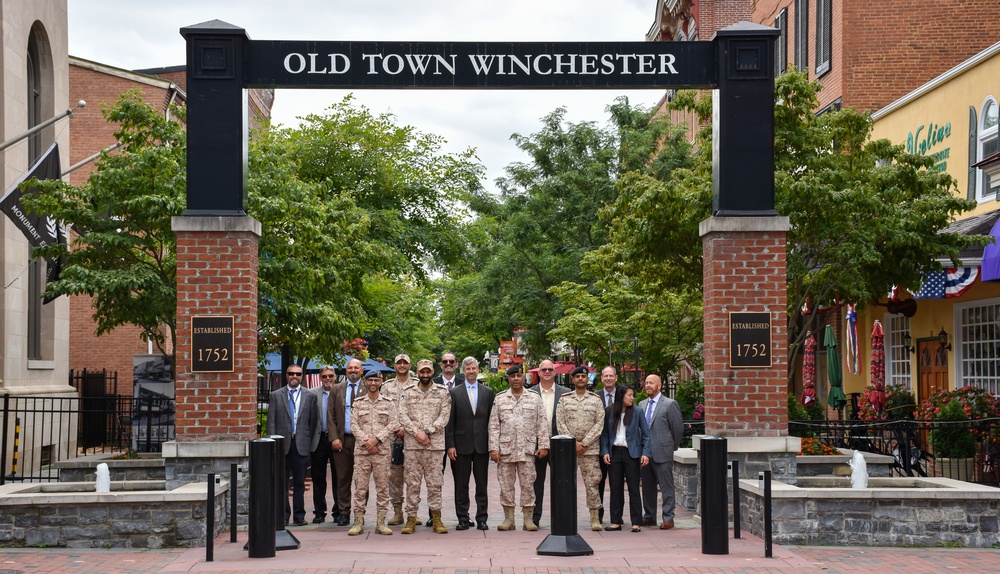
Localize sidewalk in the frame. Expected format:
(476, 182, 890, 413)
(1, 461, 997, 573)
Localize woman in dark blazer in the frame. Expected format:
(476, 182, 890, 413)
(599, 386, 650, 532)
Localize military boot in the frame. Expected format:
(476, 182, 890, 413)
(496, 506, 516, 531)
(375, 511, 393, 535)
(388, 503, 404, 525)
(431, 509, 448, 534)
(522, 506, 538, 531)
(347, 512, 365, 536)
(590, 508, 602, 531)
(401, 515, 418, 534)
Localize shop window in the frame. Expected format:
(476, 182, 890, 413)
(886, 314, 912, 390)
(955, 298, 1000, 394)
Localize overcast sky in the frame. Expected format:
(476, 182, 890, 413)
(67, 0, 666, 189)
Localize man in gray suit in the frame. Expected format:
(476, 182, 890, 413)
(637, 373, 684, 530)
(529, 359, 570, 527)
(267, 365, 320, 526)
(309, 366, 340, 524)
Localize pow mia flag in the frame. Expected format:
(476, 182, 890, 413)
(0, 142, 66, 297)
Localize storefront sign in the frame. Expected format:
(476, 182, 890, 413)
(729, 312, 772, 368)
(906, 121, 951, 172)
(191, 315, 235, 373)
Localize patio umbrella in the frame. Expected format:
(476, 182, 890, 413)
(869, 320, 887, 412)
(824, 324, 848, 411)
(801, 332, 818, 406)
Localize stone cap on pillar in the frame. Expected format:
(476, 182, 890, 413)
(172, 215, 262, 236)
(699, 215, 790, 237)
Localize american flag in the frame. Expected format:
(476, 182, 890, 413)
(912, 270, 946, 299)
(945, 266, 979, 298)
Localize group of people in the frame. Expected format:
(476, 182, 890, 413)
(266, 353, 685, 536)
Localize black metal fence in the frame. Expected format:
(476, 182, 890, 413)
(790, 418, 1000, 486)
(0, 393, 175, 484)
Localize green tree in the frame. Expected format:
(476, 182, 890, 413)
(25, 90, 184, 357)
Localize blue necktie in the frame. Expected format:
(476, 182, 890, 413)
(289, 389, 297, 434)
(645, 398, 655, 426)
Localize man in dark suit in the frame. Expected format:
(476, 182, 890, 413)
(309, 366, 340, 524)
(329, 358, 365, 526)
(267, 365, 320, 526)
(528, 359, 570, 528)
(638, 374, 684, 530)
(595, 366, 621, 524)
(445, 356, 495, 530)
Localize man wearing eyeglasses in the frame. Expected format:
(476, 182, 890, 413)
(528, 359, 570, 528)
(309, 366, 341, 524)
(267, 365, 320, 526)
(329, 358, 365, 527)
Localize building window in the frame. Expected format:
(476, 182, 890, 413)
(815, 0, 832, 77)
(887, 315, 912, 388)
(955, 298, 1000, 394)
(795, 0, 809, 71)
(775, 9, 788, 76)
(886, 315, 912, 390)
(978, 97, 999, 202)
(27, 31, 44, 360)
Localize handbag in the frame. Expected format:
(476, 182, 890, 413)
(391, 441, 405, 465)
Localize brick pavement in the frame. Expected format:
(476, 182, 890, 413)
(1, 459, 998, 573)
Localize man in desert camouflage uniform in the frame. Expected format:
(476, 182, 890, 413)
(489, 364, 549, 531)
(555, 365, 606, 531)
(348, 370, 397, 536)
(381, 354, 412, 525)
(397, 359, 452, 534)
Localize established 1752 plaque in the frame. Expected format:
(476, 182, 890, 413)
(191, 315, 235, 373)
(729, 312, 771, 368)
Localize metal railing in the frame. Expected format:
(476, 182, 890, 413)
(790, 418, 1000, 486)
(0, 394, 175, 484)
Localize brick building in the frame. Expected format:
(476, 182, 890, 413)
(67, 58, 273, 397)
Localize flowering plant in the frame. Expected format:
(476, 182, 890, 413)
(799, 437, 841, 456)
(857, 384, 916, 420)
(341, 337, 369, 359)
(915, 386, 1000, 423)
(692, 404, 705, 420)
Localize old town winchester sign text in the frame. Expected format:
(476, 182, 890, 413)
(244, 41, 716, 89)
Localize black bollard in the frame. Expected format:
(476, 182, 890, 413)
(248, 438, 276, 558)
(536, 435, 594, 556)
(731, 460, 741, 539)
(269, 434, 300, 550)
(700, 436, 729, 555)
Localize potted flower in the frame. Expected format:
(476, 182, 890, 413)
(857, 384, 916, 421)
(917, 386, 1000, 480)
(930, 400, 976, 479)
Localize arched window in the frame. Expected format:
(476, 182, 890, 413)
(979, 97, 999, 202)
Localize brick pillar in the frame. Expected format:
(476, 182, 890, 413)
(164, 215, 260, 493)
(700, 216, 791, 437)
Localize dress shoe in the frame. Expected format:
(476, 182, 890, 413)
(336, 515, 350, 526)
(293, 519, 309, 527)
(659, 520, 674, 530)
(455, 520, 471, 531)
(477, 521, 489, 530)
(424, 517, 434, 527)
(642, 519, 656, 527)
(312, 516, 325, 524)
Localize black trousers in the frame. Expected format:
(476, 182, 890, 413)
(608, 446, 642, 527)
(284, 448, 309, 522)
(532, 454, 551, 525)
(311, 431, 340, 519)
(453, 451, 489, 523)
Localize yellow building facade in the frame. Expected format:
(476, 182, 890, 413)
(847, 41, 1000, 405)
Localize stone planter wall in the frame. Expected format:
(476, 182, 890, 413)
(53, 454, 165, 482)
(0, 481, 228, 549)
(739, 477, 1000, 547)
